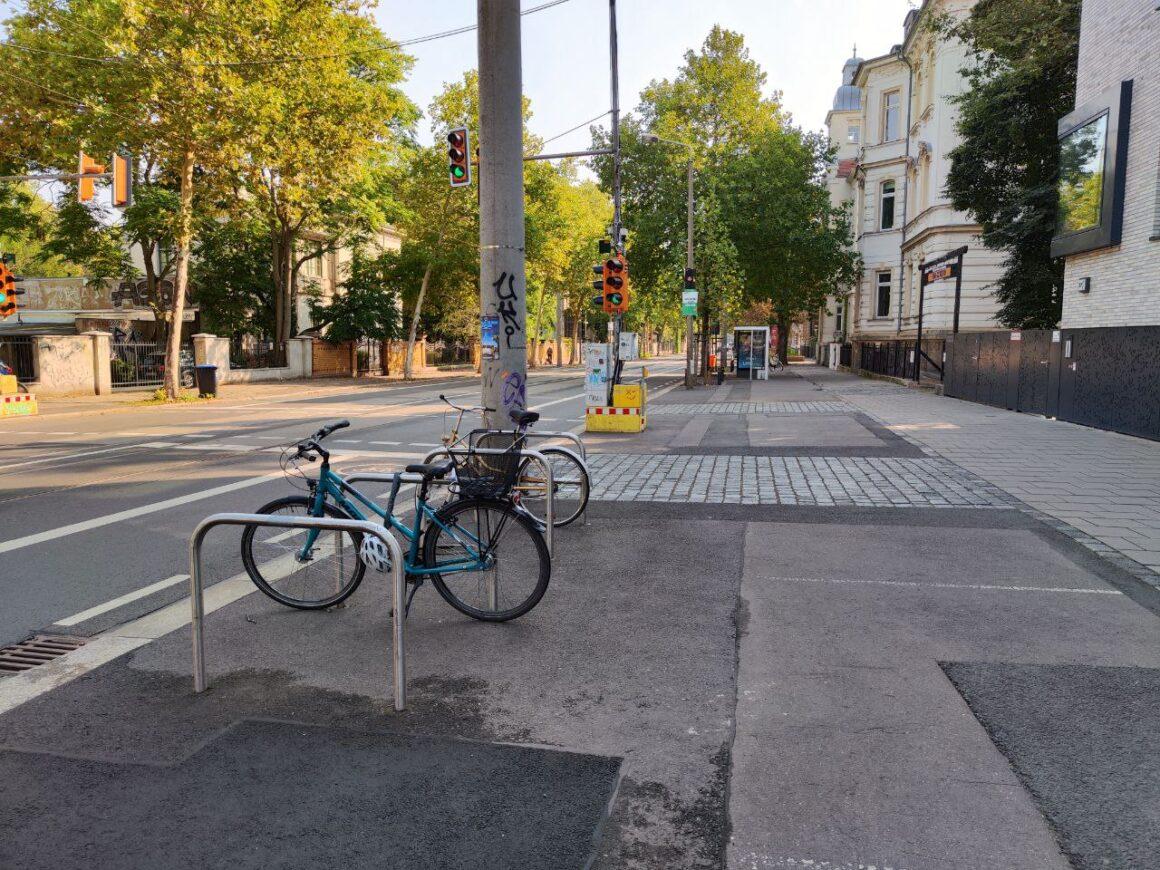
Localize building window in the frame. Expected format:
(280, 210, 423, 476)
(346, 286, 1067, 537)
(883, 90, 901, 142)
(875, 271, 892, 318)
(880, 180, 896, 230)
(835, 300, 844, 333)
(847, 124, 860, 144)
(301, 243, 324, 279)
(1151, 147, 1160, 241)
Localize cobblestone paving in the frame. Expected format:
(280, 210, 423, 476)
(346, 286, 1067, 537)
(650, 401, 855, 416)
(587, 453, 1011, 507)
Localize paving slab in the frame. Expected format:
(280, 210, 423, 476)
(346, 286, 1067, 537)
(0, 719, 621, 870)
(728, 519, 1160, 870)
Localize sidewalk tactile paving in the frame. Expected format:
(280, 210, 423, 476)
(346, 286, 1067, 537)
(650, 401, 855, 416)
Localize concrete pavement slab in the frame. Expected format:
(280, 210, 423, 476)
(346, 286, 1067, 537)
(728, 520, 1160, 870)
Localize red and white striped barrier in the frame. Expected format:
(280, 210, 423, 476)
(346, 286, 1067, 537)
(586, 406, 641, 416)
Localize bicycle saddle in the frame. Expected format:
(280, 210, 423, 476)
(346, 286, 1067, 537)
(406, 459, 454, 480)
(510, 409, 540, 426)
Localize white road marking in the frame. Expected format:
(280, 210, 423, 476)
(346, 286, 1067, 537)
(0, 470, 285, 556)
(182, 433, 215, 439)
(370, 441, 402, 446)
(769, 576, 1123, 595)
(333, 439, 362, 444)
(139, 441, 261, 453)
(56, 573, 191, 626)
(0, 443, 148, 472)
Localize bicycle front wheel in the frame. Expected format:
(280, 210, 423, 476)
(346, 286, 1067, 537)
(423, 498, 550, 622)
(240, 495, 366, 610)
(516, 447, 590, 527)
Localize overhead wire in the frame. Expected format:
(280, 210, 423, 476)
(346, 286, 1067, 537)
(0, 0, 575, 69)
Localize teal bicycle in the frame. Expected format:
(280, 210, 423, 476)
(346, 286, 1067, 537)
(240, 419, 550, 621)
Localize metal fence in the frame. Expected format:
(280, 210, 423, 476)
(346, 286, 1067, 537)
(839, 343, 853, 368)
(944, 327, 1160, 441)
(230, 339, 286, 370)
(111, 341, 193, 389)
(858, 339, 945, 383)
(425, 341, 472, 368)
(356, 339, 385, 375)
(0, 336, 36, 383)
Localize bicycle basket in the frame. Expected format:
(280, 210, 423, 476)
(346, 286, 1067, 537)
(453, 431, 527, 499)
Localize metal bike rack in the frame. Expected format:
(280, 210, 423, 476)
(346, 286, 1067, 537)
(422, 446, 555, 554)
(523, 430, 587, 463)
(189, 513, 408, 711)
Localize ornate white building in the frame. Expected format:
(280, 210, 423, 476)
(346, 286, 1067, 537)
(820, 0, 1006, 361)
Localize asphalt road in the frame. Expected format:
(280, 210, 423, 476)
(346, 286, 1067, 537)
(0, 361, 675, 648)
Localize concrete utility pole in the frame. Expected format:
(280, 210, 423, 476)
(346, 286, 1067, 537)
(685, 158, 695, 388)
(478, 0, 527, 429)
(608, 0, 623, 394)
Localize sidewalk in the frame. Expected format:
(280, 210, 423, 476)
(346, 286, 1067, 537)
(0, 365, 1157, 869)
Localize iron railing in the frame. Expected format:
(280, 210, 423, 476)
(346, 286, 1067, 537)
(355, 338, 385, 375)
(230, 339, 286, 370)
(425, 341, 473, 368)
(0, 336, 36, 383)
(111, 341, 194, 389)
(858, 339, 945, 383)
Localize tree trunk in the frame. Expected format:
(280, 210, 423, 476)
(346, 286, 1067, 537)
(699, 308, 711, 381)
(776, 313, 790, 364)
(404, 262, 433, 381)
(529, 289, 547, 369)
(555, 292, 564, 368)
(569, 308, 580, 365)
(165, 149, 196, 399)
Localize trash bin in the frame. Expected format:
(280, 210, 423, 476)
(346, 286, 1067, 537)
(194, 364, 218, 397)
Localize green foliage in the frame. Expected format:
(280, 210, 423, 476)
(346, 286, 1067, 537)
(0, 183, 83, 277)
(936, 0, 1081, 328)
(41, 196, 133, 284)
(308, 248, 402, 343)
(722, 128, 860, 358)
(191, 213, 274, 338)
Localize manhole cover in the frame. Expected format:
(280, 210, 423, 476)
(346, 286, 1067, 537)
(0, 635, 85, 675)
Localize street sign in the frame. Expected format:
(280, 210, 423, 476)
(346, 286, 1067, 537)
(922, 261, 959, 285)
(681, 290, 698, 317)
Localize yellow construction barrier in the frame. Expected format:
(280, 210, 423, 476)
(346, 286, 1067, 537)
(0, 374, 18, 395)
(585, 406, 645, 432)
(1, 393, 38, 417)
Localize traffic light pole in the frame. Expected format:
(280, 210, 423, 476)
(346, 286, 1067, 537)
(477, 0, 528, 429)
(608, 0, 623, 396)
(684, 158, 695, 389)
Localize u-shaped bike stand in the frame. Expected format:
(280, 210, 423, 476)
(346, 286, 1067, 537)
(189, 513, 408, 711)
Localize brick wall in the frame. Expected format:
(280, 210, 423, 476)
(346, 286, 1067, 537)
(312, 340, 352, 377)
(1061, 1, 1160, 328)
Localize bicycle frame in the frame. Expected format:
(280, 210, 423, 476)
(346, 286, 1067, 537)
(300, 464, 490, 578)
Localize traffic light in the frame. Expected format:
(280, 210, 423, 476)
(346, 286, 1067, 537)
(602, 253, 629, 315)
(77, 151, 106, 203)
(591, 262, 605, 308)
(0, 262, 25, 320)
(447, 127, 471, 188)
(111, 152, 133, 208)
(684, 267, 696, 290)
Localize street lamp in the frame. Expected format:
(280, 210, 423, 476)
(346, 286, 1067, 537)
(643, 132, 697, 389)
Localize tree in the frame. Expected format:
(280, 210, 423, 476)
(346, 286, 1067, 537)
(936, 0, 1081, 328)
(190, 212, 274, 338)
(722, 128, 861, 363)
(236, 2, 416, 346)
(307, 247, 401, 345)
(0, 182, 84, 277)
(591, 28, 785, 371)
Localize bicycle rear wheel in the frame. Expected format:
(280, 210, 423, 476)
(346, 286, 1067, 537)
(516, 447, 589, 527)
(422, 498, 550, 622)
(240, 495, 366, 610)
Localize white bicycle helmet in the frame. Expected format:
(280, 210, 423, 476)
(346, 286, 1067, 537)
(359, 536, 393, 573)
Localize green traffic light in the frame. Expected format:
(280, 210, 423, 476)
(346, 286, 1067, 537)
(452, 166, 465, 179)
(0, 292, 7, 303)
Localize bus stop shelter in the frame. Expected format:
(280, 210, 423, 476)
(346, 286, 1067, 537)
(734, 326, 769, 380)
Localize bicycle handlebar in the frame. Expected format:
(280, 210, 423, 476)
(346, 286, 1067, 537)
(439, 394, 495, 414)
(315, 419, 350, 439)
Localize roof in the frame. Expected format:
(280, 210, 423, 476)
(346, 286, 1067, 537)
(836, 159, 858, 179)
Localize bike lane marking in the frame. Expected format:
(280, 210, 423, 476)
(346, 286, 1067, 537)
(56, 573, 192, 627)
(0, 469, 286, 556)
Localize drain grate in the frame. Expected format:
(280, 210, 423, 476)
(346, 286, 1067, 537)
(0, 635, 86, 675)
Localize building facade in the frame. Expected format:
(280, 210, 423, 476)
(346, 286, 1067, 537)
(1058, 0, 1160, 328)
(821, 0, 1006, 362)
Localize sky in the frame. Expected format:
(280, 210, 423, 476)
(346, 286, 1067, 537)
(375, 0, 919, 151)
